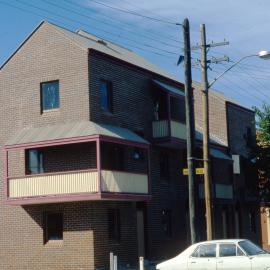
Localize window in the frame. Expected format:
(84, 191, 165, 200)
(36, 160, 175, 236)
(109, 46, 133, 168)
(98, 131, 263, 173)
(244, 127, 253, 147)
(160, 153, 170, 179)
(192, 244, 216, 258)
(44, 213, 63, 243)
(101, 143, 124, 171)
(41, 81, 60, 111)
(162, 209, 172, 237)
(219, 244, 237, 257)
(238, 240, 266, 256)
(27, 149, 44, 174)
(100, 80, 113, 112)
(108, 209, 121, 242)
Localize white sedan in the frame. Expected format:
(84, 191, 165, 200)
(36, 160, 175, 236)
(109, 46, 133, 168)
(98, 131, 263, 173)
(156, 239, 270, 270)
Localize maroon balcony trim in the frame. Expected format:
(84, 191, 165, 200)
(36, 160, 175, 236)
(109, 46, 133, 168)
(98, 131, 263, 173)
(4, 192, 151, 206)
(4, 134, 151, 204)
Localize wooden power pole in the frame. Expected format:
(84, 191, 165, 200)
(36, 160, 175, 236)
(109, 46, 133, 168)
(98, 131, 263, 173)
(199, 24, 229, 240)
(183, 18, 197, 244)
(200, 24, 213, 240)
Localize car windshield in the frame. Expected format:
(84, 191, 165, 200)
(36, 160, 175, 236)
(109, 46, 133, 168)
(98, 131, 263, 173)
(238, 240, 266, 256)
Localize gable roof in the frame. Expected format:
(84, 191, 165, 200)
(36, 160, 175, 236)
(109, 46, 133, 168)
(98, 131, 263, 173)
(0, 21, 177, 82)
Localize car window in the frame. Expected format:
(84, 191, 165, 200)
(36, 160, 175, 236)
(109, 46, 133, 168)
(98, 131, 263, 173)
(238, 240, 266, 256)
(192, 244, 216, 258)
(219, 244, 237, 257)
(237, 247, 245, 256)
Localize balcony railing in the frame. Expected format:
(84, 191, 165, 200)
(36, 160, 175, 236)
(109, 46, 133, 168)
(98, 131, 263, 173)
(8, 169, 149, 203)
(152, 120, 186, 140)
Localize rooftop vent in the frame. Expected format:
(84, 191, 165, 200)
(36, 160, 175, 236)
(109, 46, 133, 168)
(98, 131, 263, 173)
(97, 39, 107, 46)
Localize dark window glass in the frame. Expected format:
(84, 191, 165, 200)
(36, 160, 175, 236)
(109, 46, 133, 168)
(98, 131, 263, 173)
(27, 149, 44, 174)
(160, 153, 170, 179)
(237, 247, 245, 256)
(249, 211, 256, 233)
(238, 240, 266, 256)
(101, 143, 124, 171)
(162, 209, 172, 237)
(41, 81, 59, 111)
(108, 209, 121, 242)
(100, 80, 113, 112)
(170, 97, 186, 123)
(192, 244, 216, 258)
(44, 213, 63, 243)
(245, 127, 253, 147)
(219, 244, 237, 257)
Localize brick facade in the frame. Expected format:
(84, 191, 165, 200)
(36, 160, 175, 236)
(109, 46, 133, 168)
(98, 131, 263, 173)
(0, 21, 260, 270)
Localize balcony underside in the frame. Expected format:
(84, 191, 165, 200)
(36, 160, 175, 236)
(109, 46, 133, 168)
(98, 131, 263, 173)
(6, 170, 150, 205)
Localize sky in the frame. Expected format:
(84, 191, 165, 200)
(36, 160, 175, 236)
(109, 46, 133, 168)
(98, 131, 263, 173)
(0, 0, 270, 109)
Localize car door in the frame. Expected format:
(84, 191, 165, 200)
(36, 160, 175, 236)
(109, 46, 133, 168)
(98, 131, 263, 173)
(188, 243, 217, 270)
(217, 243, 251, 270)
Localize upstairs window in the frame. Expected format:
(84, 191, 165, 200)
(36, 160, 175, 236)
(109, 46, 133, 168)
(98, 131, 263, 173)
(27, 149, 44, 174)
(44, 212, 63, 243)
(41, 80, 60, 111)
(108, 209, 121, 242)
(100, 80, 113, 112)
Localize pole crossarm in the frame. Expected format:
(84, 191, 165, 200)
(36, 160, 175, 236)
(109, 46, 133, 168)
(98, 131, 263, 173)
(208, 54, 257, 88)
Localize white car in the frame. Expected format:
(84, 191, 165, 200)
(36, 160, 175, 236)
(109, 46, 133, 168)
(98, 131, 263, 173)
(156, 239, 270, 270)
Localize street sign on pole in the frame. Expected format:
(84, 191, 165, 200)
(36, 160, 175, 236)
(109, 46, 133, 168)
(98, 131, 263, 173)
(183, 168, 204, 175)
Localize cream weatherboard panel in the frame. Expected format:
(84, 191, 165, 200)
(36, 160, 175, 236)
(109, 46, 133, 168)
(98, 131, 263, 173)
(152, 120, 169, 138)
(101, 170, 148, 194)
(152, 120, 186, 140)
(9, 171, 99, 198)
(170, 121, 186, 140)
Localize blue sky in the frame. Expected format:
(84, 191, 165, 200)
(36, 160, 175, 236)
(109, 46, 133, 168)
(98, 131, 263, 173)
(0, 0, 270, 109)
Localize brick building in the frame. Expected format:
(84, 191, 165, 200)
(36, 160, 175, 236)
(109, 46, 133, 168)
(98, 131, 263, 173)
(0, 21, 260, 270)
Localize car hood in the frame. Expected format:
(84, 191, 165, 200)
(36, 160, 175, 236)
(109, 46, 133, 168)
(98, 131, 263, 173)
(156, 257, 177, 270)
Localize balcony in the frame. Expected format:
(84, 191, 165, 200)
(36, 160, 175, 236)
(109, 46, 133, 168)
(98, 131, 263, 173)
(151, 80, 186, 146)
(152, 120, 186, 141)
(4, 121, 151, 205)
(8, 170, 148, 201)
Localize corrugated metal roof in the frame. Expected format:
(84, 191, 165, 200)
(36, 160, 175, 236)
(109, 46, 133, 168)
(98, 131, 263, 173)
(49, 23, 177, 82)
(152, 80, 185, 96)
(6, 121, 149, 146)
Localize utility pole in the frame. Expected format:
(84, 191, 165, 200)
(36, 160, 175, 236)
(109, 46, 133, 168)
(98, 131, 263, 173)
(200, 24, 212, 240)
(183, 18, 197, 244)
(197, 24, 229, 240)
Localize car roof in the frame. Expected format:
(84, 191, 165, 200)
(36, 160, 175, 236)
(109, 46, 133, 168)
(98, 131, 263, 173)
(194, 239, 247, 246)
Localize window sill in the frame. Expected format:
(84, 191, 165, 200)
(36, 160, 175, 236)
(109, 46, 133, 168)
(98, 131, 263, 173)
(44, 240, 63, 247)
(42, 108, 60, 114)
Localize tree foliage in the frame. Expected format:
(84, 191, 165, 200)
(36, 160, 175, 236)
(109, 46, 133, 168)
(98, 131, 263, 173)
(254, 103, 270, 201)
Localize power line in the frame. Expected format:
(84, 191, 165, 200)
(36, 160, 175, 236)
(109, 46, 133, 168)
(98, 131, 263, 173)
(216, 63, 269, 101)
(14, 0, 181, 58)
(86, 0, 180, 25)
(43, 0, 182, 51)
(64, 0, 182, 44)
(208, 70, 264, 104)
(0, 0, 178, 61)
